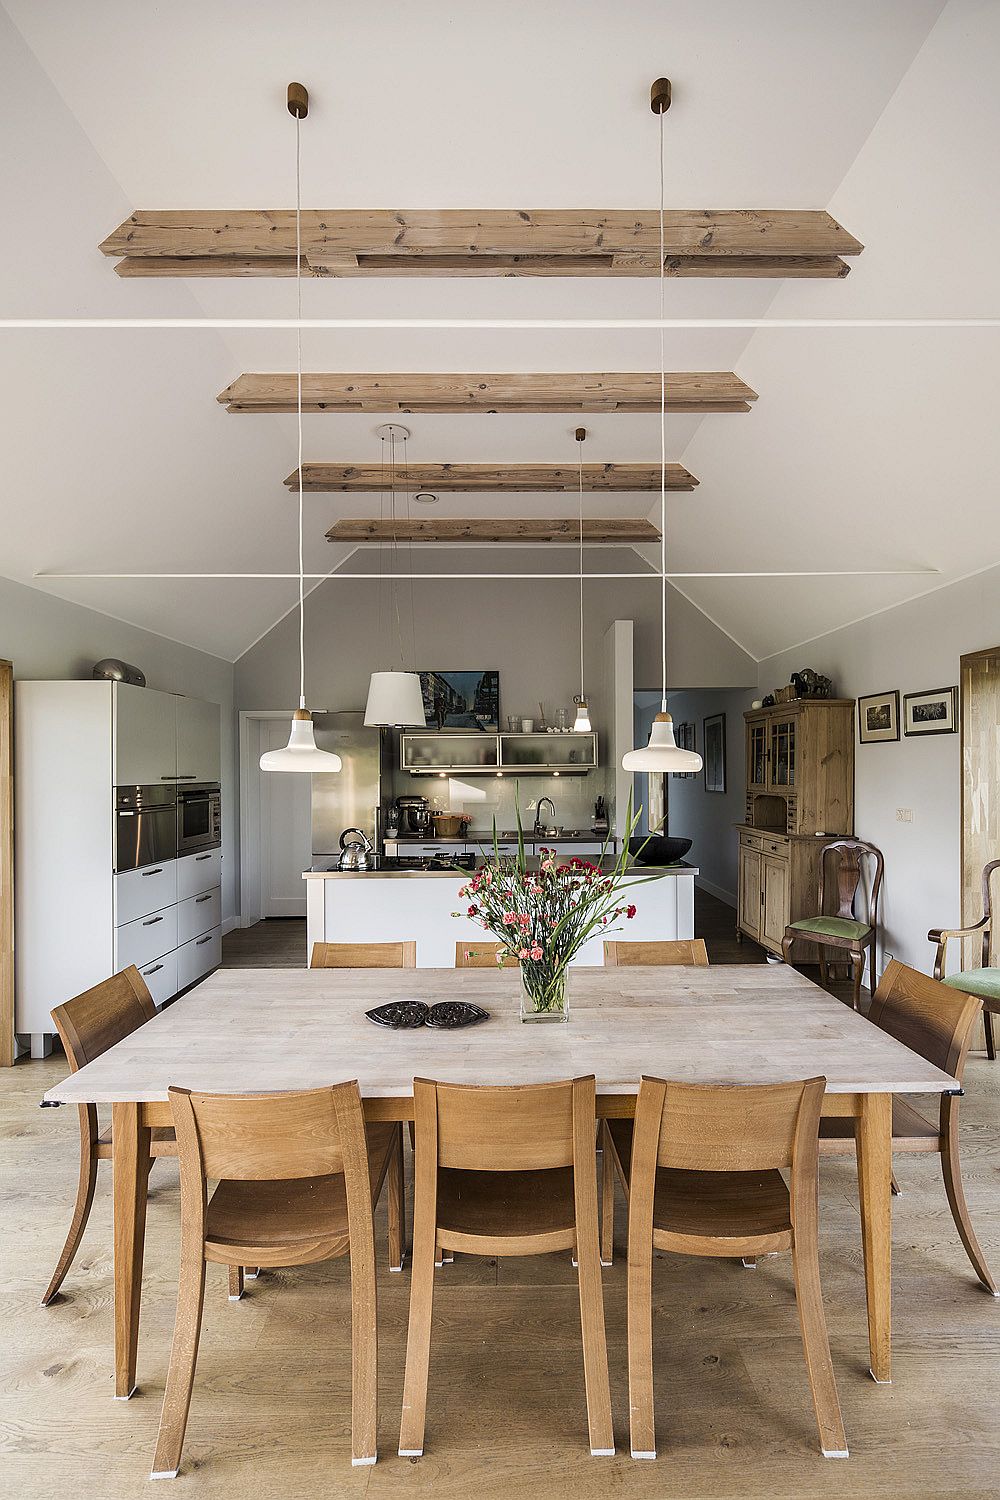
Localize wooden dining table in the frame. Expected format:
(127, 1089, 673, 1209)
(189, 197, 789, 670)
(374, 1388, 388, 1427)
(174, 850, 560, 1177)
(43, 963, 960, 1400)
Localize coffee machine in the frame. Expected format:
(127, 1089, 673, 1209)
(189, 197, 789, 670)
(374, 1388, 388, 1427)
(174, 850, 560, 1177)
(395, 795, 432, 839)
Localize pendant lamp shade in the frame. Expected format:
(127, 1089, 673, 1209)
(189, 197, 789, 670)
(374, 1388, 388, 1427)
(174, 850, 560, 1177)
(260, 709, 343, 773)
(364, 670, 426, 728)
(572, 697, 593, 733)
(622, 712, 702, 773)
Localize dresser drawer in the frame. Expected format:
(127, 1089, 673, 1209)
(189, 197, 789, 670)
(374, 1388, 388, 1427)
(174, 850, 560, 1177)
(116, 905, 178, 970)
(135, 950, 178, 1009)
(115, 861, 177, 926)
(740, 831, 764, 852)
(177, 888, 222, 945)
(177, 848, 222, 901)
(176, 928, 222, 991)
(761, 835, 788, 857)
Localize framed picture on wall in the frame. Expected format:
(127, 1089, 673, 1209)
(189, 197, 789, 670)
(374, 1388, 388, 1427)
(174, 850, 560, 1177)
(418, 670, 499, 731)
(858, 690, 900, 743)
(675, 721, 697, 778)
(703, 713, 726, 793)
(903, 685, 958, 736)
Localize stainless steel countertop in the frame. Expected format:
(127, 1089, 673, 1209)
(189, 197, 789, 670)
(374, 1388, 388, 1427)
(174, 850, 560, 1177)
(304, 859, 699, 880)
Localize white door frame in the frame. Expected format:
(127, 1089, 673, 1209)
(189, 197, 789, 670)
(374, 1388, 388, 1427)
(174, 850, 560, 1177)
(238, 710, 295, 929)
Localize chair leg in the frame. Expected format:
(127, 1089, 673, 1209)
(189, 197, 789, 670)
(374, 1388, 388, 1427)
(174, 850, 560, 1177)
(817, 951, 829, 989)
(41, 1138, 98, 1306)
(890, 1172, 901, 1197)
(600, 1125, 615, 1267)
(627, 1223, 655, 1458)
(388, 1123, 406, 1272)
(850, 953, 863, 1012)
(574, 1204, 614, 1455)
(228, 1265, 244, 1301)
(941, 1109, 997, 1294)
(791, 1235, 848, 1457)
(150, 1250, 207, 1478)
(398, 1223, 437, 1455)
(984, 1010, 997, 1061)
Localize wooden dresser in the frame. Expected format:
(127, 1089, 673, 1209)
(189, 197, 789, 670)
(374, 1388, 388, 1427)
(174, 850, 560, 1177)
(735, 699, 855, 958)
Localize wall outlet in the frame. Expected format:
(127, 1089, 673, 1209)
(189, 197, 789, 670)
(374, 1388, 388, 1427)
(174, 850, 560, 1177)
(895, 807, 913, 822)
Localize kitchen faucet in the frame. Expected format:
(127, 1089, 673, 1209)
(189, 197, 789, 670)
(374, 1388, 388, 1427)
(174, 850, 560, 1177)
(534, 796, 557, 835)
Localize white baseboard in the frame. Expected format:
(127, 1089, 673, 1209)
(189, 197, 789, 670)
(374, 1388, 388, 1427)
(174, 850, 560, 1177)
(222, 916, 239, 936)
(695, 876, 737, 908)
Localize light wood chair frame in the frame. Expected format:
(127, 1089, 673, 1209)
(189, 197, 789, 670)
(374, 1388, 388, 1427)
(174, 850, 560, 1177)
(603, 938, 709, 967)
(819, 959, 995, 1294)
(929, 858, 1000, 1060)
(626, 1074, 847, 1460)
(454, 940, 519, 968)
(782, 837, 884, 1010)
(151, 1081, 385, 1477)
(398, 1074, 614, 1459)
(311, 940, 417, 969)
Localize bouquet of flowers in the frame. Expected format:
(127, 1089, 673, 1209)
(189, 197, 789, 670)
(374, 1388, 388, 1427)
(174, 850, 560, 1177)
(453, 797, 658, 1021)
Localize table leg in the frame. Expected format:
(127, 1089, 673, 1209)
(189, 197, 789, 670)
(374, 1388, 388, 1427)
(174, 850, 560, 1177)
(855, 1092, 892, 1383)
(112, 1101, 151, 1399)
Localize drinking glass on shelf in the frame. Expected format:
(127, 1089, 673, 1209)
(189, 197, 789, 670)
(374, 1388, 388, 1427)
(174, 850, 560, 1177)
(555, 708, 568, 732)
(507, 716, 519, 732)
(521, 718, 534, 733)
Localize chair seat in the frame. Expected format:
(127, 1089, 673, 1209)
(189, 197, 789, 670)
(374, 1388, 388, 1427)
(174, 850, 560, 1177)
(436, 1166, 576, 1242)
(205, 1122, 397, 1262)
(95, 1123, 176, 1160)
(788, 916, 872, 943)
(943, 968, 1000, 1012)
(819, 1097, 940, 1154)
(652, 1167, 792, 1255)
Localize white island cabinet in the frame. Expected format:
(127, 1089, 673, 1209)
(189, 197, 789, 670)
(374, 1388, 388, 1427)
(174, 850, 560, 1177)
(304, 862, 697, 968)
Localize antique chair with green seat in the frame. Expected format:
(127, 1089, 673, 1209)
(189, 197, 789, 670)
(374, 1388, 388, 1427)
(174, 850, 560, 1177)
(929, 859, 1000, 1060)
(818, 959, 995, 1294)
(781, 838, 884, 1010)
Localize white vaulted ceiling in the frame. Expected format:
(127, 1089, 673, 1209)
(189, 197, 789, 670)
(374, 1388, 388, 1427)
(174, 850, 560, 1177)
(0, 0, 997, 663)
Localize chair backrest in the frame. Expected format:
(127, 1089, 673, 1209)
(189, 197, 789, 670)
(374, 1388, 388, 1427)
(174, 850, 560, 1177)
(978, 859, 1000, 967)
(636, 1076, 825, 1174)
(310, 941, 417, 969)
(603, 938, 709, 967)
(50, 965, 156, 1071)
(818, 838, 884, 929)
(868, 959, 981, 1082)
(167, 1082, 365, 1182)
(414, 1075, 593, 1173)
(454, 941, 519, 969)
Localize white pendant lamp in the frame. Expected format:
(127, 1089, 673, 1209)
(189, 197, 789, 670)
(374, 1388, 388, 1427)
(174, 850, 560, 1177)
(364, 423, 426, 727)
(572, 426, 592, 734)
(622, 77, 702, 776)
(260, 83, 342, 776)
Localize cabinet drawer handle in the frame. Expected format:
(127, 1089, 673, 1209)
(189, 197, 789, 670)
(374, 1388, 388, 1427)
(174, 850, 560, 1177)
(141, 867, 163, 877)
(142, 963, 163, 976)
(195, 854, 212, 862)
(195, 935, 213, 946)
(142, 915, 164, 926)
(195, 893, 213, 903)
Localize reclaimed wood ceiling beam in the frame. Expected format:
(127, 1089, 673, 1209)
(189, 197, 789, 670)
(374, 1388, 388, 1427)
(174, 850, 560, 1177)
(286, 462, 698, 493)
(101, 209, 862, 278)
(219, 371, 758, 414)
(326, 518, 661, 544)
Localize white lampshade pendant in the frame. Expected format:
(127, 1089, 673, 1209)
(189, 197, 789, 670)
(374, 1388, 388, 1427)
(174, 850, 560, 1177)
(622, 710, 701, 772)
(260, 708, 343, 773)
(364, 670, 426, 728)
(572, 696, 592, 733)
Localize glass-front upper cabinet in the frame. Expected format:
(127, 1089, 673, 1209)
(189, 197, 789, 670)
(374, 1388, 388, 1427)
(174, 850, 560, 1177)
(768, 718, 797, 788)
(747, 719, 768, 790)
(499, 733, 598, 771)
(399, 733, 499, 773)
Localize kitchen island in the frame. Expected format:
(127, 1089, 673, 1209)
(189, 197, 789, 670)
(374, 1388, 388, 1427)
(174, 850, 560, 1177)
(303, 856, 698, 967)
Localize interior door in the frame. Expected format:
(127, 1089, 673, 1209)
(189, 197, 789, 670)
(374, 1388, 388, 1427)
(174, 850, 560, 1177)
(175, 696, 221, 783)
(739, 846, 762, 939)
(259, 719, 311, 917)
(761, 855, 790, 950)
(961, 647, 1000, 968)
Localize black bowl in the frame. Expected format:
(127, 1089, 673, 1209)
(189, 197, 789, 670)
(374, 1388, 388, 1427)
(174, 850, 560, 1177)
(628, 834, 693, 866)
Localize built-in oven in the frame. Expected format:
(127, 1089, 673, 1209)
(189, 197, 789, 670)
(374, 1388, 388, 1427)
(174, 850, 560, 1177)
(115, 785, 177, 873)
(177, 782, 222, 857)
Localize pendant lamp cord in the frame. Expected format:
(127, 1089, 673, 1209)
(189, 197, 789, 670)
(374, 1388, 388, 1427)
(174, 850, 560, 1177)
(294, 110, 306, 711)
(658, 104, 667, 716)
(577, 432, 585, 702)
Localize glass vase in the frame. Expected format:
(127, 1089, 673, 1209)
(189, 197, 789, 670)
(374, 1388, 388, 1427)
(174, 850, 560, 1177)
(519, 963, 569, 1023)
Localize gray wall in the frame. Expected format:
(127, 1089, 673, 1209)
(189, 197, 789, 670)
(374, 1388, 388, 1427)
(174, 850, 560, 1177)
(0, 576, 238, 925)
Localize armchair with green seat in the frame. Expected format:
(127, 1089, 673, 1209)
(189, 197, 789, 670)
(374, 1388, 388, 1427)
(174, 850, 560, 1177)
(930, 858, 1000, 1060)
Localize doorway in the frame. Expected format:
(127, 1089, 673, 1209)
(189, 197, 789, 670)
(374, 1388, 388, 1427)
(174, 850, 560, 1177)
(239, 713, 312, 925)
(961, 646, 1000, 959)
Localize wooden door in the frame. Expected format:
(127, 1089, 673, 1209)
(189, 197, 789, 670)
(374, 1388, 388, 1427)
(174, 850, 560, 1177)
(739, 846, 762, 939)
(0, 661, 12, 1066)
(761, 855, 790, 950)
(961, 647, 1000, 966)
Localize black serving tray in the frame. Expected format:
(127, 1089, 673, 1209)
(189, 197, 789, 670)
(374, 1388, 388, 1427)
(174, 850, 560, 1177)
(365, 999, 489, 1030)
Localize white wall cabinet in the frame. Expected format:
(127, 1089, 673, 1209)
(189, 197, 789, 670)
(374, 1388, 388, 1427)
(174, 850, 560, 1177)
(113, 683, 178, 784)
(176, 695, 221, 783)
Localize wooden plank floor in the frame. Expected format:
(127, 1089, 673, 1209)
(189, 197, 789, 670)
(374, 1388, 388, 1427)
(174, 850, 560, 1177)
(4, 895, 999, 1498)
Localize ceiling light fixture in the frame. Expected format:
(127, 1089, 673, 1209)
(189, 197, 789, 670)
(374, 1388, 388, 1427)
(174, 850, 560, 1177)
(260, 83, 342, 774)
(364, 423, 426, 727)
(623, 78, 702, 777)
(572, 426, 592, 734)
(414, 492, 439, 504)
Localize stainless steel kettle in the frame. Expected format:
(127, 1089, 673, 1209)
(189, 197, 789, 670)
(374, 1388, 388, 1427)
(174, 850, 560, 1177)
(338, 828, 375, 871)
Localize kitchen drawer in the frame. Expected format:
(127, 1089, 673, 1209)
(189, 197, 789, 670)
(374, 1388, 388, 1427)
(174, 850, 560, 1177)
(176, 927, 222, 991)
(135, 950, 178, 1009)
(177, 887, 222, 944)
(115, 860, 177, 926)
(116, 904, 178, 970)
(177, 848, 222, 900)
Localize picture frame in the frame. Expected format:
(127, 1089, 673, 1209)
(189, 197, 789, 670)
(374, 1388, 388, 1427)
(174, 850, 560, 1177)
(675, 721, 697, 779)
(418, 670, 499, 732)
(858, 690, 900, 744)
(703, 713, 726, 793)
(903, 685, 958, 737)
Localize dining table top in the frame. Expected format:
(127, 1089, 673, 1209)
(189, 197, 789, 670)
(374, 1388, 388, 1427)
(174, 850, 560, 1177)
(44, 963, 960, 1106)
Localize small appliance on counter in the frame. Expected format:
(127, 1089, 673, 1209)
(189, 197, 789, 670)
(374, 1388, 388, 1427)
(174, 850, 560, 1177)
(592, 795, 610, 837)
(396, 795, 432, 838)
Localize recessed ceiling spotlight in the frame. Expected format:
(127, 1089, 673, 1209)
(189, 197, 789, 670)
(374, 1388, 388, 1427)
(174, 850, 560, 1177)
(414, 492, 439, 504)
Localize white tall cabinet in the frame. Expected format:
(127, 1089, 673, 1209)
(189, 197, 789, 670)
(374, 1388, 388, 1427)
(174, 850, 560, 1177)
(15, 680, 223, 1053)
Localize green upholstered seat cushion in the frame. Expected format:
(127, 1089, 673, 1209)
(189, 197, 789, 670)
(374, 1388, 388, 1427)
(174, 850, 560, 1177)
(943, 969, 1000, 1003)
(787, 916, 871, 941)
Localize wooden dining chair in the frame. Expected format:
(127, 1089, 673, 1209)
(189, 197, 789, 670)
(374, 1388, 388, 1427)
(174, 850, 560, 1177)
(781, 838, 884, 1010)
(626, 1074, 846, 1460)
(43, 967, 176, 1306)
(603, 938, 709, 967)
(819, 959, 995, 1293)
(598, 939, 710, 1264)
(454, 940, 519, 968)
(929, 858, 1000, 1059)
(310, 940, 417, 969)
(151, 1081, 391, 1476)
(398, 1075, 614, 1459)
